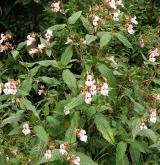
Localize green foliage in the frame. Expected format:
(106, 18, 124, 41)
(0, 0, 160, 164)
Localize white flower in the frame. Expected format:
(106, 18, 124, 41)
(90, 84, 97, 96)
(85, 92, 92, 104)
(127, 24, 134, 34)
(38, 44, 45, 50)
(51, 1, 61, 12)
(116, 0, 124, 7)
(140, 123, 148, 130)
(3, 82, 17, 95)
(0, 33, 6, 44)
(77, 129, 88, 142)
(100, 83, 109, 96)
(113, 10, 120, 21)
(22, 123, 31, 135)
(64, 106, 70, 115)
(130, 16, 138, 25)
(65, 37, 73, 44)
(150, 111, 157, 123)
(45, 29, 53, 41)
(26, 35, 36, 46)
(29, 48, 39, 55)
(44, 149, 52, 160)
(149, 57, 156, 62)
(71, 156, 80, 165)
(108, 0, 117, 9)
(59, 144, 67, 155)
(92, 16, 99, 27)
(85, 74, 94, 87)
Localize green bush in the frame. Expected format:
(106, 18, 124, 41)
(0, 0, 160, 164)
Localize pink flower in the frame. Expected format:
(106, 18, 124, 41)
(70, 156, 80, 165)
(26, 34, 36, 46)
(108, 0, 117, 9)
(140, 122, 148, 130)
(150, 111, 157, 123)
(45, 29, 53, 42)
(29, 48, 39, 56)
(100, 83, 109, 96)
(85, 74, 95, 87)
(113, 10, 120, 21)
(38, 44, 45, 50)
(90, 84, 97, 96)
(127, 24, 134, 34)
(3, 82, 17, 95)
(44, 149, 52, 159)
(77, 129, 88, 142)
(51, 1, 61, 13)
(130, 16, 138, 25)
(59, 144, 67, 155)
(64, 106, 70, 115)
(92, 16, 99, 27)
(85, 92, 92, 104)
(22, 122, 31, 135)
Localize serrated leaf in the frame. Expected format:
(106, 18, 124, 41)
(34, 125, 48, 143)
(140, 129, 158, 142)
(20, 98, 39, 119)
(77, 152, 98, 165)
(62, 69, 77, 95)
(39, 76, 60, 86)
(68, 11, 82, 24)
(94, 114, 115, 145)
(116, 141, 127, 164)
(0, 110, 24, 127)
(65, 95, 84, 111)
(115, 33, 132, 48)
(19, 77, 32, 94)
(49, 24, 66, 31)
(99, 32, 112, 49)
(80, 15, 94, 34)
(130, 118, 141, 139)
(61, 45, 73, 66)
(85, 34, 97, 45)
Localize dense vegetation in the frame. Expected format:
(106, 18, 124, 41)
(0, 0, 160, 164)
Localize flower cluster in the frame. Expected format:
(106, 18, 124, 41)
(51, 1, 61, 13)
(92, 15, 100, 27)
(127, 16, 138, 34)
(0, 32, 13, 52)
(22, 122, 31, 135)
(1, 80, 19, 95)
(26, 34, 36, 46)
(77, 129, 88, 142)
(148, 48, 159, 62)
(59, 143, 80, 165)
(82, 74, 109, 104)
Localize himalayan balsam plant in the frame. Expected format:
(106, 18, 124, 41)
(0, 0, 160, 164)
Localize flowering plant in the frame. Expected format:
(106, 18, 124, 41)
(0, 0, 160, 164)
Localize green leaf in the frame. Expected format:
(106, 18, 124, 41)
(134, 102, 144, 115)
(140, 129, 158, 142)
(61, 45, 73, 66)
(19, 77, 32, 94)
(0, 155, 7, 165)
(99, 32, 112, 49)
(130, 118, 141, 139)
(49, 24, 66, 31)
(94, 114, 115, 145)
(65, 95, 84, 111)
(16, 41, 26, 50)
(62, 69, 77, 95)
(129, 144, 140, 164)
(68, 11, 82, 24)
(85, 34, 97, 45)
(116, 141, 127, 164)
(34, 125, 48, 143)
(40, 37, 50, 47)
(20, 98, 39, 119)
(39, 149, 62, 164)
(65, 112, 80, 144)
(115, 33, 132, 48)
(77, 152, 98, 165)
(80, 15, 94, 34)
(11, 50, 19, 59)
(39, 76, 60, 86)
(0, 110, 24, 127)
